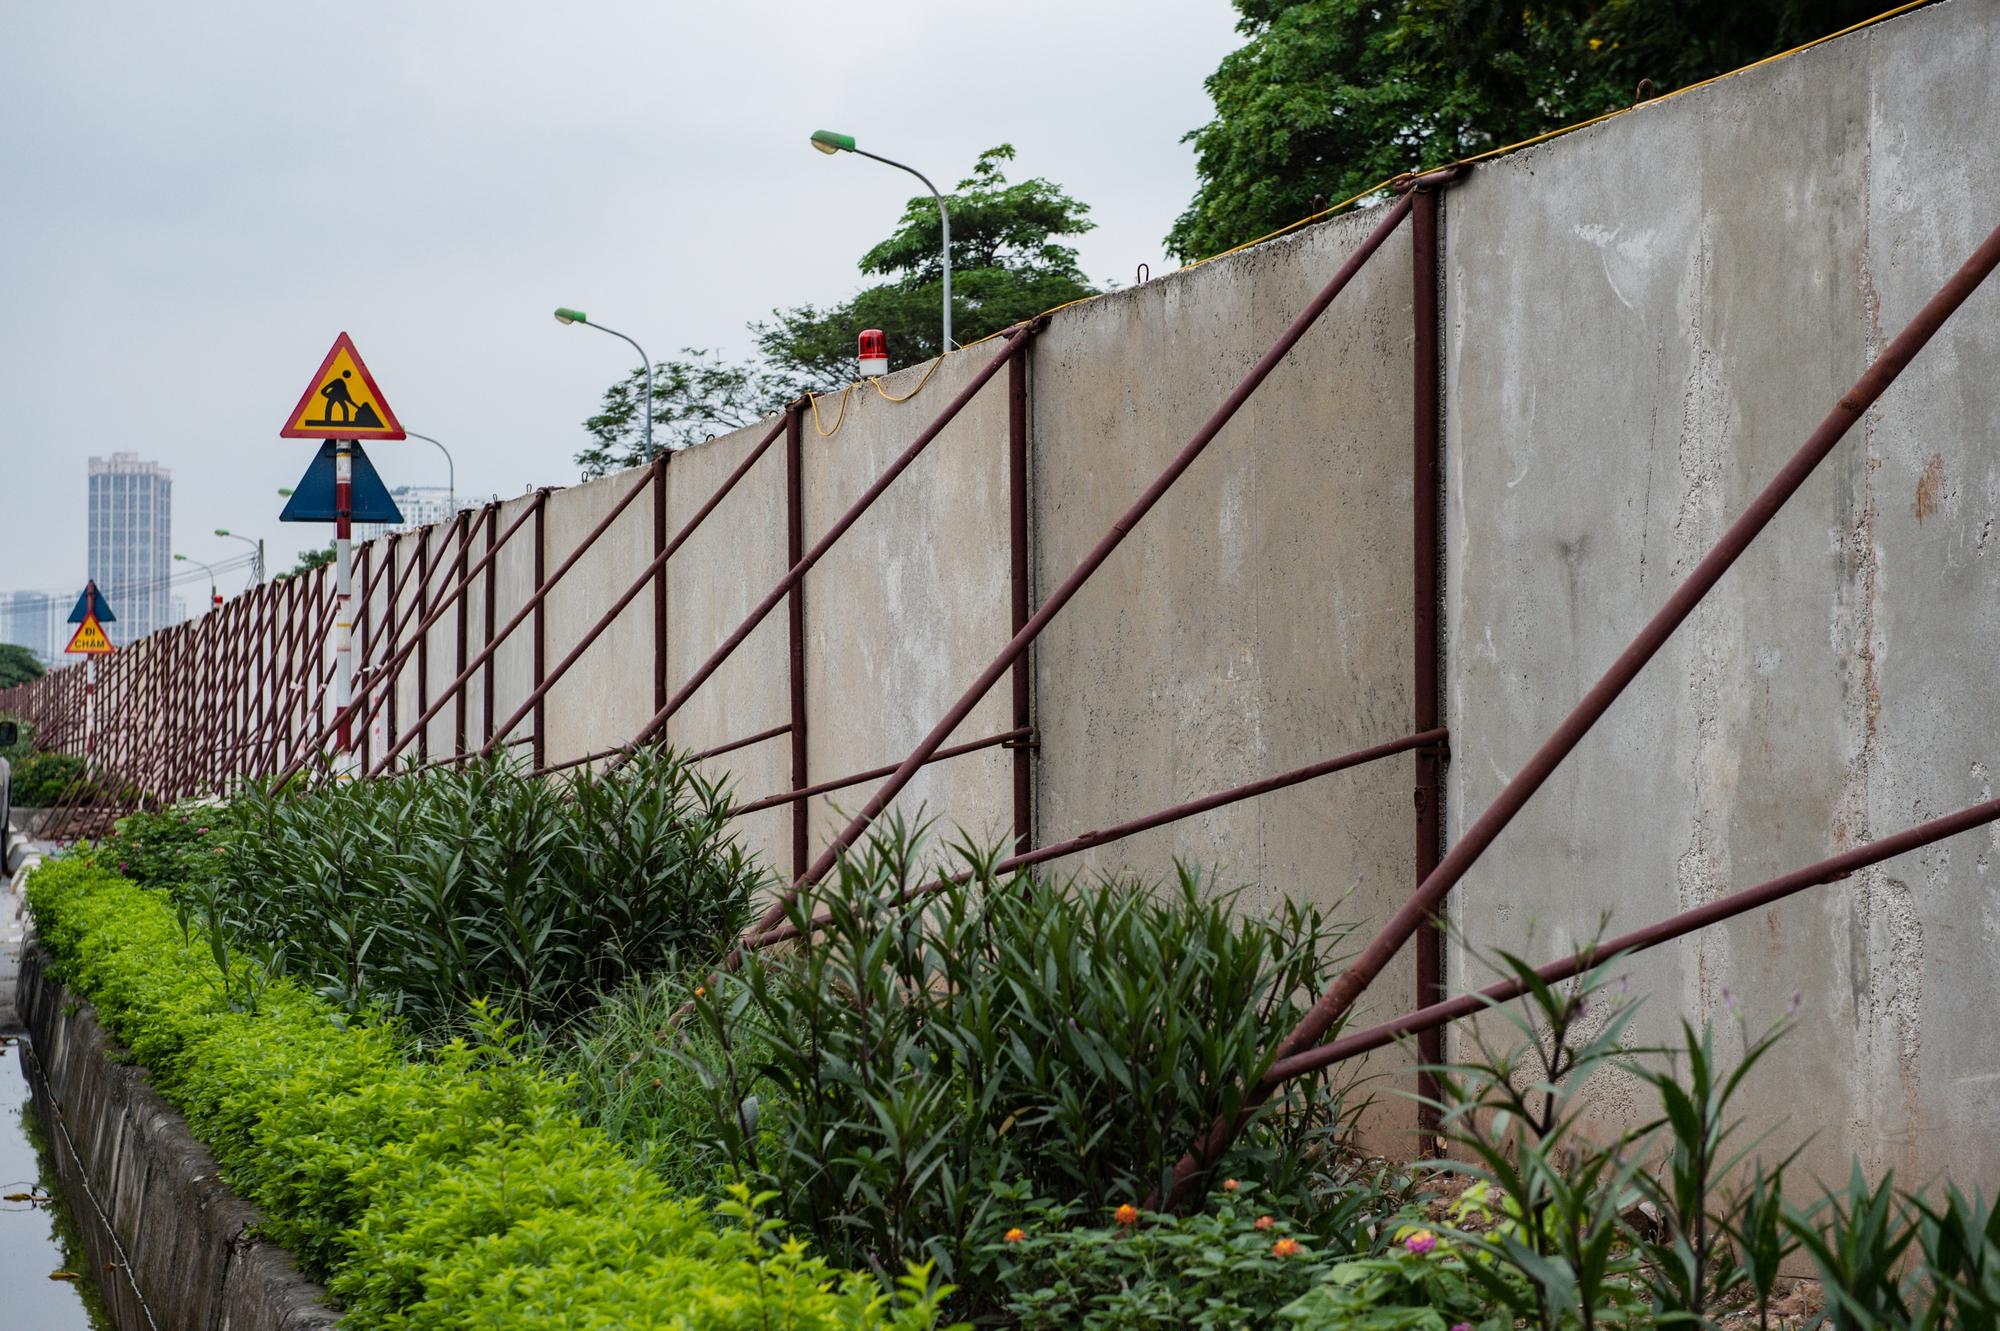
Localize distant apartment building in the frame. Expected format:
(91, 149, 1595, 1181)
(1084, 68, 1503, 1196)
(0, 591, 62, 665)
(87, 452, 173, 643)
(355, 485, 463, 543)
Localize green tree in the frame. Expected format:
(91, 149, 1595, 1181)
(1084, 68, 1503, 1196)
(0, 643, 44, 688)
(576, 145, 1097, 478)
(1166, 0, 1907, 262)
(287, 544, 336, 576)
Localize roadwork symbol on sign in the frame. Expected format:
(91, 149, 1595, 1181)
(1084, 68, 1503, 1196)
(66, 613, 114, 655)
(280, 332, 407, 440)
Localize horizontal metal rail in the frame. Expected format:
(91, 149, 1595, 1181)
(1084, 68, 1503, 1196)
(749, 726, 1444, 950)
(534, 722, 795, 778)
(728, 726, 1032, 819)
(1265, 793, 2000, 1083)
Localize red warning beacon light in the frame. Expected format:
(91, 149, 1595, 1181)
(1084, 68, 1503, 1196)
(857, 329, 889, 378)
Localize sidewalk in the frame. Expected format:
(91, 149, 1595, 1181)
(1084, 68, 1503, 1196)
(2, 817, 43, 1032)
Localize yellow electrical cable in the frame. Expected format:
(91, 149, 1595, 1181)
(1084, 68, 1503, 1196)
(840, 1, 1936, 380)
(870, 353, 945, 403)
(808, 384, 855, 437)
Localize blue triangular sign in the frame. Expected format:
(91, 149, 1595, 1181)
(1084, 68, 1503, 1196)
(68, 580, 115, 624)
(281, 441, 405, 525)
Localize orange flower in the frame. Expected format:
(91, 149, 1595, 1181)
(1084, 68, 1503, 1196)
(1272, 1237, 1302, 1259)
(1114, 1204, 1142, 1227)
(1221, 1178, 1241, 1192)
(694, 986, 706, 998)
(1003, 1228, 1027, 1244)
(1253, 1215, 1276, 1231)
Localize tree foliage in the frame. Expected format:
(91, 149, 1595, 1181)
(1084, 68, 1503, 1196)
(576, 145, 1097, 478)
(1166, 0, 1905, 262)
(0, 642, 44, 688)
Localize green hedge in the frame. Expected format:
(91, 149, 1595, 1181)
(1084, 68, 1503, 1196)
(25, 857, 956, 1330)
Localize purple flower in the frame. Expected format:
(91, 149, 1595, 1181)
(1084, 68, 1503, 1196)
(1405, 1229, 1438, 1255)
(1787, 990, 1802, 1016)
(1452, 1324, 1473, 1331)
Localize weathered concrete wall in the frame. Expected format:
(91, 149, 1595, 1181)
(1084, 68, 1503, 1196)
(1441, 0, 2000, 1184)
(15, 0, 1994, 1172)
(18, 946, 338, 1331)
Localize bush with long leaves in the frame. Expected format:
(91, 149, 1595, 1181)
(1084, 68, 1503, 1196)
(191, 748, 765, 1032)
(670, 818, 1368, 1304)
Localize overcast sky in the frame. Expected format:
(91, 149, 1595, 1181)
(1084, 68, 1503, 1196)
(0, 0, 1242, 608)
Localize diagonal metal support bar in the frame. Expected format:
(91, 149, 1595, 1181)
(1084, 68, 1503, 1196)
(1265, 793, 2000, 1083)
(747, 194, 1417, 944)
(627, 324, 1040, 754)
(1162, 216, 2000, 1204)
(480, 411, 791, 762)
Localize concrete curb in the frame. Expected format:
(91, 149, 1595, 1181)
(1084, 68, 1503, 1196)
(18, 944, 341, 1331)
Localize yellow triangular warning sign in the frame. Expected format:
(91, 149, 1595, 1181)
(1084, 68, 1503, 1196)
(280, 332, 406, 441)
(65, 614, 114, 655)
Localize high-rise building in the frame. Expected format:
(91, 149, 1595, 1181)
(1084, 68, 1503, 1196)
(87, 452, 173, 643)
(355, 485, 464, 543)
(0, 591, 62, 665)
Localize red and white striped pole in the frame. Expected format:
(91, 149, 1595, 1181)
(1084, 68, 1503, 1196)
(84, 654, 96, 779)
(332, 440, 355, 775)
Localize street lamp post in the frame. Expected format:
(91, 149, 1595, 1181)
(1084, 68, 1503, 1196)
(553, 308, 654, 460)
(405, 431, 456, 515)
(214, 528, 265, 584)
(810, 130, 952, 353)
(174, 553, 222, 610)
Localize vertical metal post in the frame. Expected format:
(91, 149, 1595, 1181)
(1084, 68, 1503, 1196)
(383, 535, 400, 760)
(653, 451, 669, 715)
(353, 547, 372, 775)
(83, 655, 96, 780)
(415, 525, 431, 764)
(1008, 349, 1034, 852)
(333, 440, 356, 773)
(786, 404, 809, 878)
(1410, 185, 1447, 1142)
(532, 497, 547, 770)
(483, 505, 498, 747)
(454, 511, 472, 757)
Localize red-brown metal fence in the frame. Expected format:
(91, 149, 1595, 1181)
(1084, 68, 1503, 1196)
(5, 177, 1997, 1206)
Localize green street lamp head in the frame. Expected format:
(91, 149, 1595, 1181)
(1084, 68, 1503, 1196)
(214, 528, 232, 537)
(174, 553, 189, 562)
(810, 130, 855, 155)
(277, 488, 294, 497)
(553, 306, 587, 326)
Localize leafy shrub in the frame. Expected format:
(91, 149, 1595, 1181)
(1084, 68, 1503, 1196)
(668, 819, 1364, 1304)
(198, 748, 765, 1031)
(24, 856, 956, 1330)
(12, 749, 87, 805)
(90, 806, 226, 895)
(985, 1182, 1352, 1330)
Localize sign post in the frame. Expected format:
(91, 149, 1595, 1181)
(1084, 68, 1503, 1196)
(280, 332, 405, 775)
(65, 581, 118, 779)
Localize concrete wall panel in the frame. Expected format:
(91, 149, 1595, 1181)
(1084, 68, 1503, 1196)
(1441, 0, 2000, 1181)
(801, 354, 1017, 876)
(662, 418, 793, 876)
